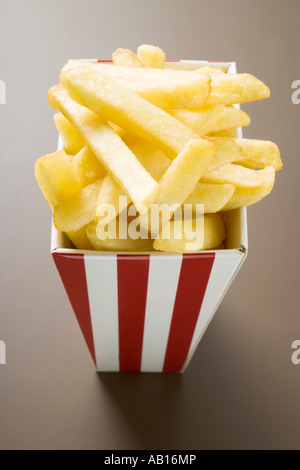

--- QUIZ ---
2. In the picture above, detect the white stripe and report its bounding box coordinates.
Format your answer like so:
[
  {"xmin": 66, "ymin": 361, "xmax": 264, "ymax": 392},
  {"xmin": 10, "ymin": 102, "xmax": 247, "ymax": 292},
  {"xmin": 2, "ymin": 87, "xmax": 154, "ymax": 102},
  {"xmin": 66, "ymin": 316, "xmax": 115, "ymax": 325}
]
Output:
[
  {"xmin": 84, "ymin": 255, "xmax": 119, "ymax": 371},
  {"xmin": 185, "ymin": 250, "xmax": 245, "ymax": 369},
  {"xmin": 141, "ymin": 254, "xmax": 182, "ymax": 372}
]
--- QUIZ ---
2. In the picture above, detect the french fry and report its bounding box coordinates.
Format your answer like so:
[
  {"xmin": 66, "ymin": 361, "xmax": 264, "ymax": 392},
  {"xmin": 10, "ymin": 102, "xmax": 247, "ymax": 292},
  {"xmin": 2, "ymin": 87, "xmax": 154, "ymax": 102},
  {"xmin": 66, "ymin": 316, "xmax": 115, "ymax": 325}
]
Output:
[
  {"xmin": 48, "ymin": 85, "xmax": 159, "ymax": 211},
  {"xmin": 95, "ymin": 139, "xmax": 171, "ymax": 226},
  {"xmin": 137, "ymin": 45, "xmax": 166, "ymax": 68},
  {"xmin": 35, "ymin": 150, "xmax": 82, "ymax": 208},
  {"xmin": 87, "ymin": 219, "xmax": 153, "ymax": 252},
  {"xmin": 153, "ymin": 214, "xmax": 226, "ymax": 253},
  {"xmin": 201, "ymin": 163, "xmax": 274, "ymax": 188},
  {"xmin": 72, "ymin": 145, "xmax": 106, "ymax": 186},
  {"xmin": 184, "ymin": 182, "xmax": 235, "ymax": 213},
  {"xmin": 233, "ymin": 138, "xmax": 282, "ymax": 170},
  {"xmin": 170, "ymin": 104, "xmax": 224, "ymax": 136},
  {"xmin": 60, "ymin": 63, "xmax": 198, "ymax": 158},
  {"xmin": 205, "ymin": 137, "xmax": 242, "ymax": 170},
  {"xmin": 197, "ymin": 66, "xmax": 225, "ymax": 75},
  {"xmin": 66, "ymin": 225, "xmax": 94, "ymax": 250},
  {"xmin": 115, "ymin": 74, "xmax": 211, "ymax": 109},
  {"xmin": 209, "ymin": 105, "xmax": 250, "ymax": 132},
  {"xmin": 209, "ymin": 128, "xmax": 239, "ymax": 137},
  {"xmin": 54, "ymin": 113, "xmax": 85, "ymax": 155},
  {"xmin": 138, "ymin": 138, "xmax": 215, "ymax": 237},
  {"xmin": 221, "ymin": 166, "xmax": 275, "ymax": 210},
  {"xmin": 206, "ymin": 73, "xmax": 270, "ymax": 105},
  {"xmin": 129, "ymin": 139, "xmax": 171, "ymax": 181},
  {"xmin": 112, "ymin": 48, "xmax": 143, "ymax": 67},
  {"xmin": 53, "ymin": 180, "xmax": 101, "ymax": 232}
]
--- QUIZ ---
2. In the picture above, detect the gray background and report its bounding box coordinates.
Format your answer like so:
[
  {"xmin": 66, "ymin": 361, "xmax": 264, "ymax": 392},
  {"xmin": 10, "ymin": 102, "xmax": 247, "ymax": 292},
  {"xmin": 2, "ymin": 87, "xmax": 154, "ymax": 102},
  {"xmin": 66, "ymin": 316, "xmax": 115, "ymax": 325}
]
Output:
[{"xmin": 1, "ymin": 0, "xmax": 300, "ymax": 450}]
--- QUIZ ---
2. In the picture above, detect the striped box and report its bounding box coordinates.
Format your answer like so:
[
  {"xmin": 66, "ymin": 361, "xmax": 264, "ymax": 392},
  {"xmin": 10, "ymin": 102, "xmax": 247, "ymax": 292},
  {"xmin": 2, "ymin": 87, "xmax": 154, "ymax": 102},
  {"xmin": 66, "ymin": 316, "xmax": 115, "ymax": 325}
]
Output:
[{"xmin": 51, "ymin": 60, "xmax": 248, "ymax": 373}]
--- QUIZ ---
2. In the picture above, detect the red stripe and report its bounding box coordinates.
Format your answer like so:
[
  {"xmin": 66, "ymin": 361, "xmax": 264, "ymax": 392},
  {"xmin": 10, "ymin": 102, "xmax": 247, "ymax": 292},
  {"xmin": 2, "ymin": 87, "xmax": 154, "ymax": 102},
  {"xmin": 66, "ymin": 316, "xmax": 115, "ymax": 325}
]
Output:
[
  {"xmin": 163, "ymin": 253, "xmax": 215, "ymax": 372},
  {"xmin": 52, "ymin": 253, "xmax": 96, "ymax": 365},
  {"xmin": 117, "ymin": 255, "xmax": 150, "ymax": 372},
  {"xmin": 97, "ymin": 59, "xmax": 112, "ymax": 62}
]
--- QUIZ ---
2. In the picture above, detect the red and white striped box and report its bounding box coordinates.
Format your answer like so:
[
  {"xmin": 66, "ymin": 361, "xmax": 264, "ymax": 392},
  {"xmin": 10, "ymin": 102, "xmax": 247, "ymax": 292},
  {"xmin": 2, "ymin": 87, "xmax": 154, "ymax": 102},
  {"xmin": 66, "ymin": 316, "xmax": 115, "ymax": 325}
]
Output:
[{"xmin": 51, "ymin": 60, "xmax": 248, "ymax": 373}]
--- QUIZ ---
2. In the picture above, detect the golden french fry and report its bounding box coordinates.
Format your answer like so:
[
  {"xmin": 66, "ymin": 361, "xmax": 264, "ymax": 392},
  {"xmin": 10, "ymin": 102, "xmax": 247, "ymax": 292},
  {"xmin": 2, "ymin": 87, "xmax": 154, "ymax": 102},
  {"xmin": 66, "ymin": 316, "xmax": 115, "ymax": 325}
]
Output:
[
  {"xmin": 48, "ymin": 85, "xmax": 159, "ymax": 210},
  {"xmin": 184, "ymin": 182, "xmax": 235, "ymax": 213},
  {"xmin": 129, "ymin": 139, "xmax": 171, "ymax": 181},
  {"xmin": 112, "ymin": 48, "xmax": 143, "ymax": 67},
  {"xmin": 221, "ymin": 166, "xmax": 275, "ymax": 210},
  {"xmin": 139, "ymin": 138, "xmax": 214, "ymax": 236},
  {"xmin": 197, "ymin": 66, "xmax": 225, "ymax": 75},
  {"xmin": 72, "ymin": 145, "xmax": 106, "ymax": 186},
  {"xmin": 207, "ymin": 73, "xmax": 270, "ymax": 105},
  {"xmin": 201, "ymin": 163, "xmax": 273, "ymax": 188},
  {"xmin": 170, "ymin": 104, "xmax": 224, "ymax": 136},
  {"xmin": 137, "ymin": 44, "xmax": 166, "ymax": 68},
  {"xmin": 208, "ymin": 128, "xmax": 238, "ymax": 137},
  {"xmin": 54, "ymin": 113, "xmax": 85, "ymax": 155},
  {"xmin": 210, "ymin": 105, "xmax": 250, "ymax": 132},
  {"xmin": 87, "ymin": 219, "xmax": 153, "ymax": 252},
  {"xmin": 60, "ymin": 64, "xmax": 197, "ymax": 158},
  {"xmin": 35, "ymin": 150, "xmax": 82, "ymax": 208},
  {"xmin": 205, "ymin": 137, "xmax": 242, "ymax": 170},
  {"xmin": 153, "ymin": 213, "xmax": 226, "ymax": 253},
  {"xmin": 95, "ymin": 139, "xmax": 171, "ymax": 225},
  {"xmin": 53, "ymin": 181, "xmax": 101, "ymax": 232},
  {"xmin": 116, "ymin": 74, "xmax": 211, "ymax": 110},
  {"xmin": 66, "ymin": 225, "xmax": 94, "ymax": 250},
  {"xmin": 233, "ymin": 138, "xmax": 282, "ymax": 171}
]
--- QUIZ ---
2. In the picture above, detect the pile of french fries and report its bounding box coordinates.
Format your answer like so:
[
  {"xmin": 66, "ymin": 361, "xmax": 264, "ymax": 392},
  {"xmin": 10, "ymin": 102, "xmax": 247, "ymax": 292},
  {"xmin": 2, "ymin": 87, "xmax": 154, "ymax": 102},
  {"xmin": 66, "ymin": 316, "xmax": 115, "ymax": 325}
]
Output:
[{"xmin": 35, "ymin": 45, "xmax": 282, "ymax": 253}]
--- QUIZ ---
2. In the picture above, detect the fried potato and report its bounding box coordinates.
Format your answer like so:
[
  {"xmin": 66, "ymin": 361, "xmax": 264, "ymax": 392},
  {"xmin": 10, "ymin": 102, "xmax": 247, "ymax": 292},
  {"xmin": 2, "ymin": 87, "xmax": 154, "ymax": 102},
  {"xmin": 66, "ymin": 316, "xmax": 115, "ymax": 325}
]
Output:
[
  {"xmin": 207, "ymin": 73, "xmax": 270, "ymax": 105},
  {"xmin": 139, "ymin": 138, "xmax": 215, "ymax": 237},
  {"xmin": 137, "ymin": 44, "xmax": 166, "ymax": 68},
  {"xmin": 202, "ymin": 163, "xmax": 273, "ymax": 188},
  {"xmin": 170, "ymin": 104, "xmax": 224, "ymax": 136},
  {"xmin": 115, "ymin": 74, "xmax": 211, "ymax": 109},
  {"xmin": 72, "ymin": 145, "xmax": 106, "ymax": 186},
  {"xmin": 112, "ymin": 48, "xmax": 143, "ymax": 67},
  {"xmin": 53, "ymin": 180, "xmax": 101, "ymax": 232},
  {"xmin": 184, "ymin": 182, "xmax": 235, "ymax": 213},
  {"xmin": 87, "ymin": 219, "xmax": 153, "ymax": 252},
  {"xmin": 60, "ymin": 63, "xmax": 198, "ymax": 158},
  {"xmin": 54, "ymin": 113, "xmax": 85, "ymax": 155},
  {"xmin": 210, "ymin": 105, "xmax": 250, "ymax": 132},
  {"xmin": 66, "ymin": 225, "xmax": 94, "ymax": 250},
  {"xmin": 153, "ymin": 213, "xmax": 226, "ymax": 253},
  {"xmin": 35, "ymin": 150, "xmax": 82, "ymax": 208},
  {"xmin": 95, "ymin": 139, "xmax": 171, "ymax": 226},
  {"xmin": 233, "ymin": 138, "xmax": 282, "ymax": 170},
  {"xmin": 209, "ymin": 128, "xmax": 239, "ymax": 137},
  {"xmin": 48, "ymin": 85, "xmax": 159, "ymax": 211},
  {"xmin": 197, "ymin": 66, "xmax": 225, "ymax": 75},
  {"xmin": 221, "ymin": 166, "xmax": 275, "ymax": 210},
  {"xmin": 205, "ymin": 137, "xmax": 242, "ymax": 170}
]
